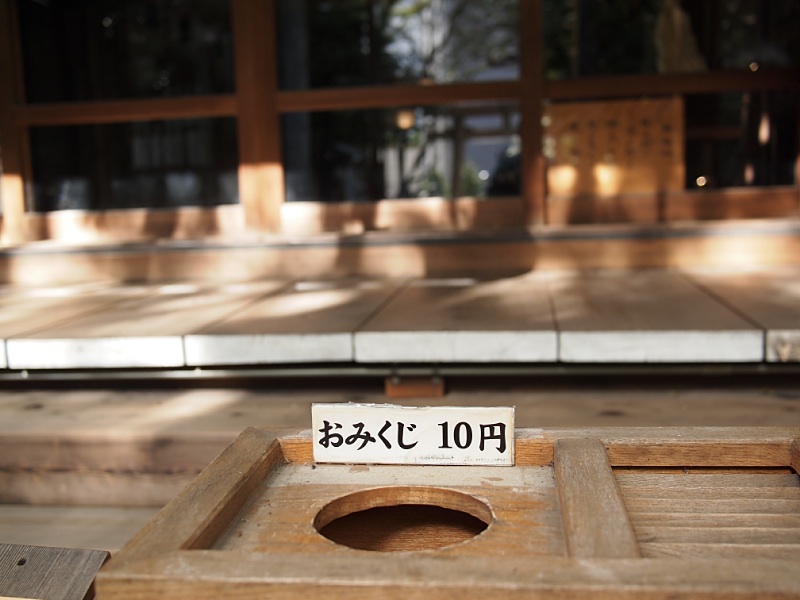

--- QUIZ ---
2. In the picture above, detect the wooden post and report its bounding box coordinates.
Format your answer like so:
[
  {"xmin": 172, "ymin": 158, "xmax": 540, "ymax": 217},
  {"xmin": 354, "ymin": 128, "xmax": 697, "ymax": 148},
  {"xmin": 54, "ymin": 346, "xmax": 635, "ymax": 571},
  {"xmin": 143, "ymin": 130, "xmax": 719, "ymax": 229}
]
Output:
[
  {"xmin": 0, "ymin": 0, "xmax": 27, "ymax": 244},
  {"xmin": 231, "ymin": 0, "xmax": 284, "ymax": 233},
  {"xmin": 519, "ymin": 0, "xmax": 547, "ymax": 226},
  {"xmin": 553, "ymin": 437, "xmax": 641, "ymax": 558}
]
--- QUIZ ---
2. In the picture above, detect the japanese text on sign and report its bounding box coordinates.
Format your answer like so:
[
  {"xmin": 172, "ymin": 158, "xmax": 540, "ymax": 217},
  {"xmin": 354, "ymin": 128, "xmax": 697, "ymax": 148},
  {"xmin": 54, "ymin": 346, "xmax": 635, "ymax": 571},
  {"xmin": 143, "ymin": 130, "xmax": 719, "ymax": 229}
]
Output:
[{"xmin": 311, "ymin": 404, "xmax": 515, "ymax": 466}]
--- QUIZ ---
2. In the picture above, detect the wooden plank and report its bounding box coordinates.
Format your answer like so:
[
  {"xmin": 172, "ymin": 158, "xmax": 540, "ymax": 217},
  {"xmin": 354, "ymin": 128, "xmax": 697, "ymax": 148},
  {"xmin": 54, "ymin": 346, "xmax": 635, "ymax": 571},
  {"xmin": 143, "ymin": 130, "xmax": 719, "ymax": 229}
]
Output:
[
  {"xmin": 640, "ymin": 543, "xmax": 800, "ymax": 560},
  {"xmin": 13, "ymin": 95, "xmax": 237, "ymax": 126},
  {"xmin": 553, "ymin": 437, "xmax": 641, "ymax": 558},
  {"xmin": 516, "ymin": 427, "xmax": 798, "ymax": 467},
  {"xmin": 628, "ymin": 513, "xmax": 800, "ymax": 528},
  {"xmin": 792, "ymin": 439, "xmax": 799, "ymax": 473},
  {"xmin": 623, "ymin": 498, "xmax": 800, "ymax": 514},
  {"xmin": 0, "ymin": 543, "xmax": 108, "ymax": 600},
  {"xmin": 5, "ymin": 282, "xmax": 287, "ymax": 369},
  {"xmin": 552, "ymin": 270, "xmax": 764, "ymax": 362},
  {"xmin": 108, "ymin": 427, "xmax": 283, "ymax": 570},
  {"xmin": 276, "ymin": 81, "xmax": 521, "ymax": 113},
  {"xmin": 0, "ymin": 431, "xmax": 232, "ymax": 473},
  {"xmin": 0, "ymin": 471, "xmax": 195, "ymax": 507},
  {"xmin": 685, "ymin": 268, "xmax": 800, "ymax": 362},
  {"xmin": 184, "ymin": 279, "xmax": 402, "ymax": 365},
  {"xmin": 0, "ymin": 506, "xmax": 158, "ymax": 553},
  {"xmin": 634, "ymin": 526, "xmax": 800, "ymax": 545},
  {"xmin": 545, "ymin": 68, "xmax": 800, "ymax": 101},
  {"xmin": 99, "ymin": 551, "xmax": 800, "ymax": 599},
  {"xmin": 355, "ymin": 276, "xmax": 557, "ymax": 362},
  {"xmin": 616, "ymin": 472, "xmax": 800, "ymax": 489},
  {"xmin": 0, "ymin": 287, "xmax": 151, "ymax": 368}
]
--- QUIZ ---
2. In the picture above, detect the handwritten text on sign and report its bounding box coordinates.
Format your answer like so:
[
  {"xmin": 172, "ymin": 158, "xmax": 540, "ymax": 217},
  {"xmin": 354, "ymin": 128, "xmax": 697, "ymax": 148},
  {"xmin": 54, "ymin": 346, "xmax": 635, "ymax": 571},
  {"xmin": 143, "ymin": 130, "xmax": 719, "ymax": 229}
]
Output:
[{"xmin": 311, "ymin": 404, "xmax": 515, "ymax": 466}]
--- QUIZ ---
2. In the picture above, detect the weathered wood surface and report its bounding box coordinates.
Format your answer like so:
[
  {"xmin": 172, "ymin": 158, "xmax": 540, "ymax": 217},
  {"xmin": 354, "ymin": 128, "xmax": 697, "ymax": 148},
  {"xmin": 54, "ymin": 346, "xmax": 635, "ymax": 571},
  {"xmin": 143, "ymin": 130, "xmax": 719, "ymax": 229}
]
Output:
[
  {"xmin": 184, "ymin": 279, "xmax": 402, "ymax": 364},
  {"xmin": 0, "ymin": 543, "xmax": 108, "ymax": 600},
  {"xmin": 0, "ymin": 268, "xmax": 798, "ymax": 368},
  {"xmin": 0, "ymin": 507, "xmax": 158, "ymax": 553},
  {"xmin": 686, "ymin": 268, "xmax": 800, "ymax": 362},
  {"xmin": 6, "ymin": 282, "xmax": 287, "ymax": 369},
  {"xmin": 552, "ymin": 270, "xmax": 764, "ymax": 362},
  {"xmin": 354, "ymin": 277, "xmax": 557, "ymax": 362},
  {"xmin": 553, "ymin": 437, "xmax": 640, "ymax": 558},
  {"xmin": 617, "ymin": 468, "xmax": 800, "ymax": 560},
  {"xmin": 97, "ymin": 427, "xmax": 800, "ymax": 599}
]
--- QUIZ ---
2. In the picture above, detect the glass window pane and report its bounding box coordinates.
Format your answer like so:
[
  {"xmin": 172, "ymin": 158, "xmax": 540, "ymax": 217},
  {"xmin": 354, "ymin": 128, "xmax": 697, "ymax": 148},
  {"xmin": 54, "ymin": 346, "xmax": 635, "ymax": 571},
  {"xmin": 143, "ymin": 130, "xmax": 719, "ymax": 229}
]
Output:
[
  {"xmin": 29, "ymin": 118, "xmax": 239, "ymax": 212},
  {"xmin": 543, "ymin": 0, "xmax": 799, "ymax": 80},
  {"xmin": 277, "ymin": 0, "xmax": 519, "ymax": 90},
  {"xmin": 685, "ymin": 91, "xmax": 797, "ymax": 189},
  {"xmin": 19, "ymin": 0, "xmax": 234, "ymax": 103},
  {"xmin": 282, "ymin": 104, "xmax": 520, "ymax": 203}
]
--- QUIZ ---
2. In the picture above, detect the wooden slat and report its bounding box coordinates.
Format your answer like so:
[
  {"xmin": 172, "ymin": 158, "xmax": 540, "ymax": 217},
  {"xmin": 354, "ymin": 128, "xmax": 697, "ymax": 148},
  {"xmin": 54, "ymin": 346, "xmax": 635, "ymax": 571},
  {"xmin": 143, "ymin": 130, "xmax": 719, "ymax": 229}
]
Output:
[
  {"xmin": 13, "ymin": 95, "xmax": 237, "ymax": 126},
  {"xmin": 108, "ymin": 428, "xmax": 283, "ymax": 570},
  {"xmin": 0, "ymin": 431, "xmax": 232, "ymax": 472},
  {"xmin": 0, "ymin": 471, "xmax": 195, "ymax": 507},
  {"xmin": 0, "ymin": 506, "xmax": 158, "ymax": 553},
  {"xmin": 616, "ymin": 472, "xmax": 800, "ymax": 489},
  {"xmin": 545, "ymin": 68, "xmax": 800, "ymax": 101},
  {"xmin": 628, "ymin": 513, "xmax": 800, "ymax": 529},
  {"xmin": 5, "ymin": 282, "xmax": 287, "ymax": 369},
  {"xmin": 622, "ymin": 486, "xmax": 800, "ymax": 500},
  {"xmin": 640, "ymin": 543, "xmax": 800, "ymax": 560},
  {"xmin": 0, "ymin": 543, "xmax": 108, "ymax": 600},
  {"xmin": 276, "ymin": 81, "xmax": 521, "ymax": 113},
  {"xmin": 634, "ymin": 526, "xmax": 800, "ymax": 545},
  {"xmin": 184, "ymin": 279, "xmax": 402, "ymax": 365},
  {"xmin": 792, "ymin": 439, "xmax": 800, "ymax": 473},
  {"xmin": 99, "ymin": 551, "xmax": 800, "ymax": 599},
  {"xmin": 516, "ymin": 427, "xmax": 798, "ymax": 467},
  {"xmin": 552, "ymin": 270, "xmax": 764, "ymax": 363},
  {"xmin": 0, "ymin": 288, "xmax": 149, "ymax": 367},
  {"xmin": 354, "ymin": 276, "xmax": 557, "ymax": 362},
  {"xmin": 685, "ymin": 268, "xmax": 800, "ymax": 363},
  {"xmin": 553, "ymin": 437, "xmax": 641, "ymax": 558}
]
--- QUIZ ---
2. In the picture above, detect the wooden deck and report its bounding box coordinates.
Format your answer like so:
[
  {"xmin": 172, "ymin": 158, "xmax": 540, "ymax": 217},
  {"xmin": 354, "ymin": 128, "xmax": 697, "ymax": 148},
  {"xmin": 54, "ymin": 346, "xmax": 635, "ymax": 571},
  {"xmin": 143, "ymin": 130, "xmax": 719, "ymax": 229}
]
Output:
[
  {"xmin": 0, "ymin": 267, "xmax": 797, "ymax": 370},
  {"xmin": 1, "ymin": 265, "xmax": 799, "ymax": 567}
]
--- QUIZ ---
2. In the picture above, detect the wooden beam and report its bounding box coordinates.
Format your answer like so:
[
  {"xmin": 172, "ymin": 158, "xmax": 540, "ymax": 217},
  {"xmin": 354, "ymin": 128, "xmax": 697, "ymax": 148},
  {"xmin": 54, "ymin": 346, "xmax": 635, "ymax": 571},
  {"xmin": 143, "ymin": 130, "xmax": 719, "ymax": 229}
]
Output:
[
  {"xmin": 0, "ymin": 0, "xmax": 27, "ymax": 244},
  {"xmin": 276, "ymin": 81, "xmax": 521, "ymax": 113},
  {"xmin": 13, "ymin": 95, "xmax": 238, "ymax": 126},
  {"xmin": 231, "ymin": 0, "xmax": 283, "ymax": 233},
  {"xmin": 519, "ymin": 0, "xmax": 547, "ymax": 226},
  {"xmin": 553, "ymin": 437, "xmax": 641, "ymax": 558},
  {"xmin": 107, "ymin": 428, "xmax": 283, "ymax": 570},
  {"xmin": 546, "ymin": 68, "xmax": 800, "ymax": 101},
  {"xmin": 791, "ymin": 439, "xmax": 799, "ymax": 474}
]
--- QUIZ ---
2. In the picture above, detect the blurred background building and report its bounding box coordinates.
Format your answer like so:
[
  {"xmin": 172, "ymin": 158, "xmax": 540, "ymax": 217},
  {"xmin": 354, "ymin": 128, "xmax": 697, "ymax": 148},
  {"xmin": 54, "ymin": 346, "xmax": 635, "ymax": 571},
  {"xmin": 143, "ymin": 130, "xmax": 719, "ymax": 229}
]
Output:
[{"xmin": 0, "ymin": 0, "xmax": 797, "ymax": 276}]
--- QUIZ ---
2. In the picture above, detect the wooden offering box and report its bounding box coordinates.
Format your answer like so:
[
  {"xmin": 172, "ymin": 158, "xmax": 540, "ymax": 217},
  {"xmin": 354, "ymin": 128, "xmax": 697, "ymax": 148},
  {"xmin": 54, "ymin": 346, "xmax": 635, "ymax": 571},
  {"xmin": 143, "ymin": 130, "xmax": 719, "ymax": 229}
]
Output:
[{"xmin": 97, "ymin": 428, "xmax": 800, "ymax": 599}]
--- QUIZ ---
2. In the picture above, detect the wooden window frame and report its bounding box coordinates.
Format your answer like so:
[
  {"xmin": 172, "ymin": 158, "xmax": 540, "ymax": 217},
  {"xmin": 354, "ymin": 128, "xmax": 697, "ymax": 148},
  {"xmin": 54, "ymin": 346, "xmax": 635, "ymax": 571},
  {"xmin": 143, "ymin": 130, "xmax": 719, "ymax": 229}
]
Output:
[{"xmin": 1, "ymin": 0, "xmax": 798, "ymax": 245}]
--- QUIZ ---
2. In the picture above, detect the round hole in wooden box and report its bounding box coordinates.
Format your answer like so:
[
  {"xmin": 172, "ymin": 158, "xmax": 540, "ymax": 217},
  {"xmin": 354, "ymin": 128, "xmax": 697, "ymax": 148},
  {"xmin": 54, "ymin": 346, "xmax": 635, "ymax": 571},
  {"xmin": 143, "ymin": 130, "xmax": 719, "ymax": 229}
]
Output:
[{"xmin": 314, "ymin": 486, "xmax": 493, "ymax": 552}]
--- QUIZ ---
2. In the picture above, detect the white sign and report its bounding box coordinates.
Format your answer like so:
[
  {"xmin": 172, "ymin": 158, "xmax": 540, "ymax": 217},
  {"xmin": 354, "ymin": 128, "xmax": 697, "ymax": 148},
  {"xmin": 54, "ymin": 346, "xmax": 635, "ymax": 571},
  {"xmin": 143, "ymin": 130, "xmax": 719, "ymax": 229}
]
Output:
[{"xmin": 311, "ymin": 404, "xmax": 514, "ymax": 466}]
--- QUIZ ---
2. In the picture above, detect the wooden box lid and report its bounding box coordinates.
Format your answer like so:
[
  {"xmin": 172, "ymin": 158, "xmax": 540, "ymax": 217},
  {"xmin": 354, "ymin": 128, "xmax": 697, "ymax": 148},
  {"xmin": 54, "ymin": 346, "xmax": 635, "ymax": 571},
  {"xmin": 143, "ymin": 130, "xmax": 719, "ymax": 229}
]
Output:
[{"xmin": 97, "ymin": 427, "xmax": 800, "ymax": 599}]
